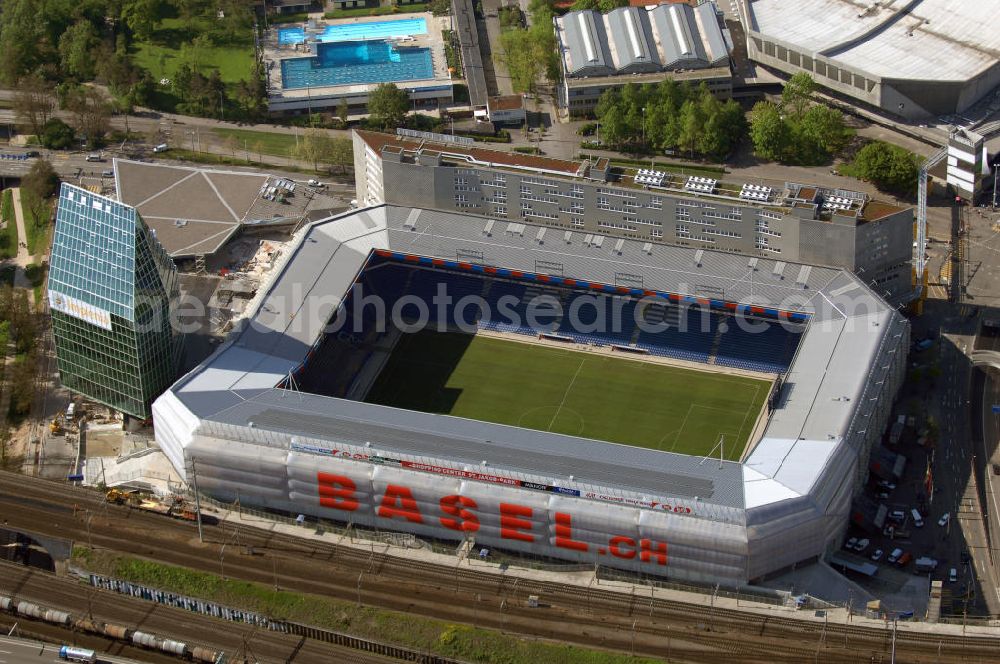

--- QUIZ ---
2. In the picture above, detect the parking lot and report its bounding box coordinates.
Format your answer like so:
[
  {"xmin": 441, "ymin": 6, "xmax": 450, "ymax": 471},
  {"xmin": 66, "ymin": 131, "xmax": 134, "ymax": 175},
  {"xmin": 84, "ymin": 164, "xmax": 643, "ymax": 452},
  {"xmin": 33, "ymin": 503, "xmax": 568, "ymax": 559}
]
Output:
[{"xmin": 833, "ymin": 299, "xmax": 996, "ymax": 618}]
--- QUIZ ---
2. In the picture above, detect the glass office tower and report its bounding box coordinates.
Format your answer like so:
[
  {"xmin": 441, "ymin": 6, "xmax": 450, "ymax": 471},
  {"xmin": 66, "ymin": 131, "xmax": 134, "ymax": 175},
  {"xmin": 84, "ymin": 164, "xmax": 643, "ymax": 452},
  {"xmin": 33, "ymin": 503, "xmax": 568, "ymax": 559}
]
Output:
[{"xmin": 48, "ymin": 184, "xmax": 181, "ymax": 420}]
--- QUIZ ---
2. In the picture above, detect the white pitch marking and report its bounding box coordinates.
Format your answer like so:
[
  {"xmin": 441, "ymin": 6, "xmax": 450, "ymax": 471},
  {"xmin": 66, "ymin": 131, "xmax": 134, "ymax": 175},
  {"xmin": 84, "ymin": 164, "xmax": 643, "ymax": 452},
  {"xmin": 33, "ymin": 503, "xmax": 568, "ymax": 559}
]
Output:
[{"xmin": 547, "ymin": 358, "xmax": 586, "ymax": 431}]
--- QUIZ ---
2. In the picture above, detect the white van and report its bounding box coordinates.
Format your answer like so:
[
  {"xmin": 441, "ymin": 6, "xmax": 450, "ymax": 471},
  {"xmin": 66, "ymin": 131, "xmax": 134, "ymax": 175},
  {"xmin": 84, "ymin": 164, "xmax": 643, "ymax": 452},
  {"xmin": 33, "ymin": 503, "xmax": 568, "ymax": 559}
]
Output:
[
  {"xmin": 152, "ymin": 143, "xmax": 169, "ymax": 153},
  {"xmin": 85, "ymin": 153, "xmax": 102, "ymax": 162},
  {"xmin": 911, "ymin": 508, "xmax": 924, "ymax": 527}
]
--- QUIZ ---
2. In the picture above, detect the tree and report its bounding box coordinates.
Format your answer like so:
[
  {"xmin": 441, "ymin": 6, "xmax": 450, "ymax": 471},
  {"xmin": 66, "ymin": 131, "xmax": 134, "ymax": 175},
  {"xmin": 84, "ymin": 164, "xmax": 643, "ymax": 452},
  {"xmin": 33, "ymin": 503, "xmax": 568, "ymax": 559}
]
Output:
[
  {"xmin": 121, "ymin": 0, "xmax": 166, "ymax": 41},
  {"xmin": 749, "ymin": 101, "xmax": 789, "ymax": 161},
  {"xmin": 337, "ymin": 98, "xmax": 349, "ymax": 125},
  {"xmin": 65, "ymin": 86, "xmax": 113, "ymax": 148},
  {"xmin": 597, "ymin": 0, "xmax": 628, "ymax": 11},
  {"xmin": 570, "ymin": 0, "xmax": 599, "ymax": 9},
  {"xmin": 294, "ymin": 128, "xmax": 335, "ymax": 171},
  {"xmin": 853, "ymin": 141, "xmax": 920, "ymax": 194},
  {"xmin": 22, "ymin": 159, "xmax": 58, "ymax": 246},
  {"xmin": 677, "ymin": 99, "xmax": 704, "ymax": 157},
  {"xmin": 792, "ymin": 104, "xmax": 848, "ymax": 164},
  {"xmin": 367, "ymin": 83, "xmax": 410, "ymax": 131},
  {"xmin": 39, "ymin": 118, "xmax": 75, "ymax": 150},
  {"xmin": 22, "ymin": 159, "xmax": 60, "ymax": 201},
  {"xmin": 58, "ymin": 20, "xmax": 101, "ymax": 80},
  {"xmin": 329, "ymin": 137, "xmax": 353, "ymax": 174},
  {"xmin": 12, "ymin": 75, "xmax": 55, "ymax": 137},
  {"xmin": 781, "ymin": 72, "xmax": 816, "ymax": 120},
  {"xmin": 0, "ymin": 0, "xmax": 49, "ymax": 84}
]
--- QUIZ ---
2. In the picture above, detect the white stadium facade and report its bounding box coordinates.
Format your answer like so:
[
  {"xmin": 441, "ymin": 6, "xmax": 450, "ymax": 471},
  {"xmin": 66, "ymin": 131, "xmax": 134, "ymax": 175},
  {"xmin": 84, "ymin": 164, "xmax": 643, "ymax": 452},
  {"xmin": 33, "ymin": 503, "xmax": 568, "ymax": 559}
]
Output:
[
  {"xmin": 154, "ymin": 205, "xmax": 909, "ymax": 587},
  {"xmin": 744, "ymin": 0, "xmax": 1000, "ymax": 120}
]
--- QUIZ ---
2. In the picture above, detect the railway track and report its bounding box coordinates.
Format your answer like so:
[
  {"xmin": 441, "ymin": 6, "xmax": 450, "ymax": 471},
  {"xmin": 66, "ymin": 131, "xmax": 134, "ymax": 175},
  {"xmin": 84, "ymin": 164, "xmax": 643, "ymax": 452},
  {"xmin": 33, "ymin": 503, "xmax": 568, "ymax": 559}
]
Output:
[
  {"xmin": 1, "ymin": 470, "xmax": 997, "ymax": 663},
  {"xmin": 0, "ymin": 562, "xmax": 399, "ymax": 664}
]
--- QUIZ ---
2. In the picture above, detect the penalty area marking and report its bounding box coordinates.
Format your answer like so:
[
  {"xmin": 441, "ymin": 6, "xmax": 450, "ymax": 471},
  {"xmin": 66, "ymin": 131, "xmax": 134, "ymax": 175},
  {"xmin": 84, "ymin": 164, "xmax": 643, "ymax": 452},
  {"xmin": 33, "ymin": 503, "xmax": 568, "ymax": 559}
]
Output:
[
  {"xmin": 517, "ymin": 405, "xmax": 587, "ymax": 436},
  {"xmin": 666, "ymin": 402, "xmax": 749, "ymax": 457}
]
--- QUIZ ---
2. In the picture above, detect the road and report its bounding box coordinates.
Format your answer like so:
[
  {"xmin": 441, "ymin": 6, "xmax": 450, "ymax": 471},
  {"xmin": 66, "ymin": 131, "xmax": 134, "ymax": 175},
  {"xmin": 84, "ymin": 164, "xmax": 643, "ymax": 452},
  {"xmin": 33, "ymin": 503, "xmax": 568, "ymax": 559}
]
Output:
[
  {"xmin": 2, "ymin": 471, "xmax": 1000, "ymax": 663},
  {"xmin": 0, "ymin": 635, "xmax": 147, "ymax": 664}
]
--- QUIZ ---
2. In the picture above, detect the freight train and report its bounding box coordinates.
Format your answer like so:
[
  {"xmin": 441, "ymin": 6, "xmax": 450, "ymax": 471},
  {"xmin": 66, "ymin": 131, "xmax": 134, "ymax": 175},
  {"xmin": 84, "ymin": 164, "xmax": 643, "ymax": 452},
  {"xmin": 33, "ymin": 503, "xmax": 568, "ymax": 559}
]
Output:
[{"xmin": 0, "ymin": 594, "xmax": 224, "ymax": 663}]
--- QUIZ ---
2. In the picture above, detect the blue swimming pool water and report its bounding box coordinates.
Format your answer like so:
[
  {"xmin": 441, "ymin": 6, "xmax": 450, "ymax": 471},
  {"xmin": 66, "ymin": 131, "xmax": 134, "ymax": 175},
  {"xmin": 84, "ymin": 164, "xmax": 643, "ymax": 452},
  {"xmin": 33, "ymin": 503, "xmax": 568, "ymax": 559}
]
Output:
[
  {"xmin": 278, "ymin": 27, "xmax": 305, "ymax": 44},
  {"xmin": 278, "ymin": 18, "xmax": 427, "ymax": 45},
  {"xmin": 280, "ymin": 41, "xmax": 435, "ymax": 89}
]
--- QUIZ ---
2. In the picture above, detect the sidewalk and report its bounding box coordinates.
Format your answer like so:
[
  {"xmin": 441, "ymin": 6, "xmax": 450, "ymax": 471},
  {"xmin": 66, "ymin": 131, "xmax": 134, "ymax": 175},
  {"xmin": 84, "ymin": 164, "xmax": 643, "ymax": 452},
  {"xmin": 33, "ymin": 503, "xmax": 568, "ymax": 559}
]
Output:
[{"xmin": 7, "ymin": 188, "xmax": 35, "ymax": 304}]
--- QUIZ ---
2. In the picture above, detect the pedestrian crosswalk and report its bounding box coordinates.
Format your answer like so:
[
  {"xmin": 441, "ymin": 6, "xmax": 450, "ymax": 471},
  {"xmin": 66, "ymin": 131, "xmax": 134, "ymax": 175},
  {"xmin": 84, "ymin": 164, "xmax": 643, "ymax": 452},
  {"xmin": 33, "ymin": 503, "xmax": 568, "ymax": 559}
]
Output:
[{"xmin": 927, "ymin": 284, "xmax": 949, "ymax": 300}]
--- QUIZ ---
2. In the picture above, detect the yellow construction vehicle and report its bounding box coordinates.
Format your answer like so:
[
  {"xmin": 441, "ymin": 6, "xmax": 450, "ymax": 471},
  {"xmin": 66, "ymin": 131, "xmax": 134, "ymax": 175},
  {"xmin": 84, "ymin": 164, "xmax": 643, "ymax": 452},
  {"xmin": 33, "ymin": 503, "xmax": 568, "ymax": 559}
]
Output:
[
  {"xmin": 49, "ymin": 417, "xmax": 64, "ymax": 435},
  {"xmin": 105, "ymin": 488, "xmax": 141, "ymax": 505}
]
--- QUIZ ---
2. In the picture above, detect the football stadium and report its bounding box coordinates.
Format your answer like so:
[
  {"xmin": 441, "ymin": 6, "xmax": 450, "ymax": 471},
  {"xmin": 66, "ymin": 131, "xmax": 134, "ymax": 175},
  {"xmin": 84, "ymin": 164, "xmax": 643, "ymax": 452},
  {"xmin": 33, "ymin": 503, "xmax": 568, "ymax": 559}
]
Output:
[{"xmin": 154, "ymin": 205, "xmax": 909, "ymax": 586}]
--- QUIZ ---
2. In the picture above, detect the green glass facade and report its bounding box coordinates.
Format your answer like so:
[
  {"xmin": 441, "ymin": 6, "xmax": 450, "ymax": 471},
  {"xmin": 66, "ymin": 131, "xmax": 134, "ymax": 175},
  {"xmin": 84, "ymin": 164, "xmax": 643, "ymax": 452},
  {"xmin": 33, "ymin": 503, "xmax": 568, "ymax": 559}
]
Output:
[{"xmin": 49, "ymin": 184, "xmax": 181, "ymax": 420}]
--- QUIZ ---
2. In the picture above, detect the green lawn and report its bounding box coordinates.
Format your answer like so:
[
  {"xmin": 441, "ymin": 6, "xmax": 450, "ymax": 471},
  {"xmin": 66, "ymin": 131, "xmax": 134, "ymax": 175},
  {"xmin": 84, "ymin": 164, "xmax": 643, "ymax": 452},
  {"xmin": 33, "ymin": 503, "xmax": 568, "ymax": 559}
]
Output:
[
  {"xmin": 131, "ymin": 18, "xmax": 254, "ymax": 89},
  {"xmin": 20, "ymin": 190, "xmax": 52, "ymax": 257},
  {"xmin": 366, "ymin": 331, "xmax": 769, "ymax": 459},
  {"xmin": 324, "ymin": 4, "xmax": 428, "ymax": 19},
  {"xmin": 0, "ymin": 190, "xmax": 16, "ymax": 260},
  {"xmin": 211, "ymin": 127, "xmax": 299, "ymax": 158}
]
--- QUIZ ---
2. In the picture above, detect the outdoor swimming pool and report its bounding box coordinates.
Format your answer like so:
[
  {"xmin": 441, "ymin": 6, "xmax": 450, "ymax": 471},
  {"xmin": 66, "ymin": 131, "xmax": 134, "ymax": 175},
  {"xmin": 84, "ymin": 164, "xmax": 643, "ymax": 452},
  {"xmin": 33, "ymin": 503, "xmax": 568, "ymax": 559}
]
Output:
[
  {"xmin": 278, "ymin": 18, "xmax": 427, "ymax": 45},
  {"xmin": 280, "ymin": 41, "xmax": 434, "ymax": 89}
]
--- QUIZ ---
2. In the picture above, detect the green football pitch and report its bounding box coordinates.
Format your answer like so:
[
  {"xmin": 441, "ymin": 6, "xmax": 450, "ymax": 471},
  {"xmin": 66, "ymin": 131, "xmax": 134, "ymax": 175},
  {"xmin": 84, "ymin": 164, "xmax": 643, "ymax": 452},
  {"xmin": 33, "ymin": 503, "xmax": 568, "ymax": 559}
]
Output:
[{"xmin": 364, "ymin": 331, "xmax": 771, "ymax": 460}]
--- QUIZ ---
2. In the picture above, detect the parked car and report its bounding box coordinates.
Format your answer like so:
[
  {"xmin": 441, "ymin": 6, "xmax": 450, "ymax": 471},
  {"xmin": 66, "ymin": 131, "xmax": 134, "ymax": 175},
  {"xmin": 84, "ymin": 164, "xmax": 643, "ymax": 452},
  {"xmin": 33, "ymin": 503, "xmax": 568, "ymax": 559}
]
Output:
[
  {"xmin": 896, "ymin": 552, "xmax": 913, "ymax": 567},
  {"xmin": 871, "ymin": 549, "xmax": 884, "ymax": 562},
  {"xmin": 889, "ymin": 510, "xmax": 906, "ymax": 523},
  {"xmin": 888, "ymin": 548, "xmax": 903, "ymax": 564},
  {"xmin": 938, "ymin": 513, "xmax": 950, "ymax": 527},
  {"xmin": 877, "ymin": 480, "xmax": 897, "ymax": 491},
  {"xmin": 25, "ymin": 150, "xmax": 39, "ymax": 158},
  {"xmin": 949, "ymin": 568, "xmax": 958, "ymax": 583},
  {"xmin": 853, "ymin": 538, "xmax": 870, "ymax": 553},
  {"xmin": 845, "ymin": 537, "xmax": 858, "ymax": 550},
  {"xmin": 307, "ymin": 179, "xmax": 326, "ymax": 187},
  {"xmin": 961, "ymin": 551, "xmax": 971, "ymax": 564}
]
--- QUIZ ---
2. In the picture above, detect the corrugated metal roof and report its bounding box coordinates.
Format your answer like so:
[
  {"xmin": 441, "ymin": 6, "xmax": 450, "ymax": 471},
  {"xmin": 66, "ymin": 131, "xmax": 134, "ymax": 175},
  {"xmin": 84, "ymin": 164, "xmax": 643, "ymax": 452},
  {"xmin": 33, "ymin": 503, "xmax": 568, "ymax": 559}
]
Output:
[
  {"xmin": 605, "ymin": 7, "xmax": 660, "ymax": 73},
  {"xmin": 560, "ymin": 9, "xmax": 615, "ymax": 77},
  {"xmin": 558, "ymin": 2, "xmax": 729, "ymax": 78}
]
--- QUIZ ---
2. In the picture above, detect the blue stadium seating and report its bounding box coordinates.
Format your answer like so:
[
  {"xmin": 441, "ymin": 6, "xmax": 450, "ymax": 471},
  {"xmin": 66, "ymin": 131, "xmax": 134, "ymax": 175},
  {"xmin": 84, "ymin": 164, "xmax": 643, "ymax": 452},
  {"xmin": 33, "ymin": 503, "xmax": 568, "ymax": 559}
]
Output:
[
  {"xmin": 636, "ymin": 305, "xmax": 722, "ymax": 362},
  {"xmin": 307, "ymin": 259, "xmax": 804, "ymax": 378},
  {"xmin": 714, "ymin": 319, "xmax": 801, "ymax": 374}
]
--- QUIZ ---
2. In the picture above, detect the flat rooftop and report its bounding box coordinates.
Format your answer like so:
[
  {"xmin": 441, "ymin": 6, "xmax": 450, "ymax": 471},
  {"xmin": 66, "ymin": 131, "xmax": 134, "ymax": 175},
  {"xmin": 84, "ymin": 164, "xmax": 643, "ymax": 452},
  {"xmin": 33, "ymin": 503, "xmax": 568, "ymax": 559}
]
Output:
[
  {"xmin": 749, "ymin": 0, "xmax": 1000, "ymax": 82},
  {"xmin": 113, "ymin": 160, "xmax": 338, "ymax": 257},
  {"xmin": 356, "ymin": 130, "xmax": 909, "ymax": 223}
]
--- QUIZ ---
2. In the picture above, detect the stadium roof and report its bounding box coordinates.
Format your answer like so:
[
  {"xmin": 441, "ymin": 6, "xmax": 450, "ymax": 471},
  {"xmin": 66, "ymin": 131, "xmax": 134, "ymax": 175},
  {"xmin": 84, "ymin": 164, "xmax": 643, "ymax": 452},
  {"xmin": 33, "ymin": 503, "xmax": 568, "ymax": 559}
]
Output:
[
  {"xmin": 557, "ymin": 2, "xmax": 728, "ymax": 78},
  {"xmin": 113, "ymin": 160, "xmax": 340, "ymax": 258},
  {"xmin": 161, "ymin": 206, "xmax": 905, "ymax": 517},
  {"xmin": 748, "ymin": 0, "xmax": 1000, "ymax": 81}
]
